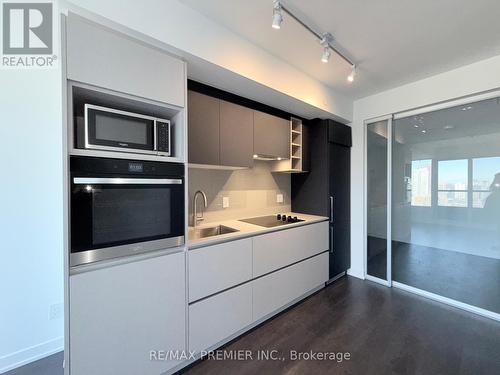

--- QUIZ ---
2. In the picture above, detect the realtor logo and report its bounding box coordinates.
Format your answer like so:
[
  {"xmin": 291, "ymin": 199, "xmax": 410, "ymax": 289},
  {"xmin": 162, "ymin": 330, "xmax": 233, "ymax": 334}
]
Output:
[
  {"xmin": 3, "ymin": 2, "xmax": 52, "ymax": 54},
  {"xmin": 1, "ymin": 1, "xmax": 56, "ymax": 67}
]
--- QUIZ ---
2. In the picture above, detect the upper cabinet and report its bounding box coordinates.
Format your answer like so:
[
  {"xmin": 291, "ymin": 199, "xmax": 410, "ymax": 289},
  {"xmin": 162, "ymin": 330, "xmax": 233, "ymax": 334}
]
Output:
[
  {"xmin": 187, "ymin": 88, "xmax": 297, "ymax": 169},
  {"xmin": 220, "ymin": 101, "xmax": 254, "ymax": 168},
  {"xmin": 188, "ymin": 91, "xmax": 254, "ymax": 168},
  {"xmin": 254, "ymin": 111, "xmax": 290, "ymax": 160},
  {"xmin": 66, "ymin": 14, "xmax": 185, "ymax": 107},
  {"xmin": 188, "ymin": 91, "xmax": 220, "ymax": 165}
]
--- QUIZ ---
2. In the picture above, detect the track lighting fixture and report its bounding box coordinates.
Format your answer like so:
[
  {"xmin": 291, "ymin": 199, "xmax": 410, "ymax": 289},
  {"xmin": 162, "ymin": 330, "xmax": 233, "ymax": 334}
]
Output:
[
  {"xmin": 321, "ymin": 47, "xmax": 331, "ymax": 63},
  {"xmin": 347, "ymin": 65, "xmax": 356, "ymax": 83},
  {"xmin": 272, "ymin": 0, "xmax": 283, "ymax": 29},
  {"xmin": 271, "ymin": 1, "xmax": 357, "ymax": 82},
  {"xmin": 319, "ymin": 33, "xmax": 332, "ymax": 63}
]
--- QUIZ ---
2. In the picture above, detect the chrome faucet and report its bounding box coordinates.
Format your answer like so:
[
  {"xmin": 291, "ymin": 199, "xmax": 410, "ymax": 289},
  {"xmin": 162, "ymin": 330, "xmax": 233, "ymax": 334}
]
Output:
[{"xmin": 193, "ymin": 190, "xmax": 208, "ymax": 227}]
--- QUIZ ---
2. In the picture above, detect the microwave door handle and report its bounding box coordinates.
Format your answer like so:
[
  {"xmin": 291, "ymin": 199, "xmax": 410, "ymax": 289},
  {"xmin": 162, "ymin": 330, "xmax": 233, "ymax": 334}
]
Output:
[
  {"xmin": 153, "ymin": 120, "xmax": 157, "ymax": 152},
  {"xmin": 73, "ymin": 177, "xmax": 182, "ymax": 185}
]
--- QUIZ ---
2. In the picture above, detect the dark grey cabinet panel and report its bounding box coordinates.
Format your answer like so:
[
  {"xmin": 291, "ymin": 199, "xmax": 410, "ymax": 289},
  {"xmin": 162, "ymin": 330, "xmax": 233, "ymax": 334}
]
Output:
[
  {"xmin": 220, "ymin": 101, "xmax": 254, "ymax": 168},
  {"xmin": 292, "ymin": 119, "xmax": 352, "ymax": 280},
  {"xmin": 188, "ymin": 91, "xmax": 220, "ymax": 165},
  {"xmin": 253, "ymin": 111, "xmax": 290, "ymax": 159}
]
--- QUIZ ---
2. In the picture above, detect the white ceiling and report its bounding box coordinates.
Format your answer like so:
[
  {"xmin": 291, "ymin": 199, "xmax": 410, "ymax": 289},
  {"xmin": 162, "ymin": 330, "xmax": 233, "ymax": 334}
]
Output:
[{"xmin": 181, "ymin": 0, "xmax": 500, "ymax": 99}]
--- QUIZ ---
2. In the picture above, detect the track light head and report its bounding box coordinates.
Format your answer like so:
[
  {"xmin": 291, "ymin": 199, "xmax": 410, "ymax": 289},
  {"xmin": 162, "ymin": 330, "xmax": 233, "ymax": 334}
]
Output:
[
  {"xmin": 321, "ymin": 47, "xmax": 331, "ymax": 63},
  {"xmin": 347, "ymin": 65, "xmax": 356, "ymax": 83},
  {"xmin": 319, "ymin": 33, "xmax": 332, "ymax": 63},
  {"xmin": 272, "ymin": 0, "xmax": 283, "ymax": 29}
]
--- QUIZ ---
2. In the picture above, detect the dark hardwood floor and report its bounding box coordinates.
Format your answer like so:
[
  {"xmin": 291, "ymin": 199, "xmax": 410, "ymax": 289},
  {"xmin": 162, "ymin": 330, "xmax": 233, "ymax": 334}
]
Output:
[
  {"xmin": 7, "ymin": 277, "xmax": 500, "ymax": 375},
  {"xmin": 181, "ymin": 276, "xmax": 500, "ymax": 375},
  {"xmin": 367, "ymin": 237, "xmax": 500, "ymax": 313}
]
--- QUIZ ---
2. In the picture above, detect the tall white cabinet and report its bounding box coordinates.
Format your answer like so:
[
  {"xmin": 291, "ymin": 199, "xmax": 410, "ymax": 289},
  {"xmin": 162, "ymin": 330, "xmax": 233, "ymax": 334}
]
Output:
[
  {"xmin": 63, "ymin": 13, "xmax": 188, "ymax": 375},
  {"xmin": 69, "ymin": 253, "xmax": 186, "ymax": 375}
]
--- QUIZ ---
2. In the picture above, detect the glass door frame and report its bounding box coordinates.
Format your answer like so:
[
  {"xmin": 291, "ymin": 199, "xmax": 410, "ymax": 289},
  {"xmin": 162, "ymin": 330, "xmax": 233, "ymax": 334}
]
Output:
[
  {"xmin": 363, "ymin": 90, "xmax": 500, "ymax": 322},
  {"xmin": 364, "ymin": 114, "xmax": 393, "ymax": 287}
]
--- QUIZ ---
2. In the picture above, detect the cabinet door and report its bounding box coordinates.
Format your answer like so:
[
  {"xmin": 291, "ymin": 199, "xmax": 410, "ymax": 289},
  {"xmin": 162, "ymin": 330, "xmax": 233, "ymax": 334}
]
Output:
[
  {"xmin": 189, "ymin": 283, "xmax": 252, "ymax": 352},
  {"xmin": 66, "ymin": 14, "xmax": 185, "ymax": 106},
  {"xmin": 329, "ymin": 141, "xmax": 351, "ymax": 277},
  {"xmin": 188, "ymin": 91, "xmax": 220, "ymax": 165},
  {"xmin": 253, "ymin": 111, "xmax": 290, "ymax": 159},
  {"xmin": 69, "ymin": 253, "xmax": 186, "ymax": 375},
  {"xmin": 253, "ymin": 252, "xmax": 328, "ymax": 321},
  {"xmin": 253, "ymin": 222, "xmax": 329, "ymax": 277},
  {"xmin": 189, "ymin": 238, "xmax": 252, "ymax": 302},
  {"xmin": 220, "ymin": 101, "xmax": 254, "ymax": 167}
]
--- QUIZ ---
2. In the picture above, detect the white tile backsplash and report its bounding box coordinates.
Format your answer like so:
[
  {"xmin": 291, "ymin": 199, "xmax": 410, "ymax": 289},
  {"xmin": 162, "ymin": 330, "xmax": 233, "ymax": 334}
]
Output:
[{"xmin": 188, "ymin": 161, "xmax": 291, "ymax": 225}]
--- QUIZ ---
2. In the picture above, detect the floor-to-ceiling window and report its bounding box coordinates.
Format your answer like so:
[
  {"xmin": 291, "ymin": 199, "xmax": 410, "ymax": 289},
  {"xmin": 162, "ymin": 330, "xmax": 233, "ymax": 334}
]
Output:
[{"xmin": 367, "ymin": 95, "xmax": 500, "ymax": 318}]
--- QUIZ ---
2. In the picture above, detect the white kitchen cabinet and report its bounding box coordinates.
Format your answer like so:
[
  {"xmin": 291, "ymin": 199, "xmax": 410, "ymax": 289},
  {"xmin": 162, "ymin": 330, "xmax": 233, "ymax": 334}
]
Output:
[
  {"xmin": 253, "ymin": 252, "xmax": 329, "ymax": 321},
  {"xmin": 69, "ymin": 252, "xmax": 186, "ymax": 375},
  {"xmin": 252, "ymin": 222, "xmax": 329, "ymax": 277},
  {"xmin": 189, "ymin": 238, "xmax": 252, "ymax": 302},
  {"xmin": 189, "ymin": 283, "xmax": 253, "ymax": 353},
  {"xmin": 66, "ymin": 13, "xmax": 185, "ymax": 107}
]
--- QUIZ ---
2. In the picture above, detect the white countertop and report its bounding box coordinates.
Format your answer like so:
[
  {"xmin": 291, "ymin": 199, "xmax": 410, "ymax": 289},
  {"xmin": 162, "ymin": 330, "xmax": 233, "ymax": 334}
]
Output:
[{"xmin": 188, "ymin": 212, "xmax": 328, "ymax": 249}]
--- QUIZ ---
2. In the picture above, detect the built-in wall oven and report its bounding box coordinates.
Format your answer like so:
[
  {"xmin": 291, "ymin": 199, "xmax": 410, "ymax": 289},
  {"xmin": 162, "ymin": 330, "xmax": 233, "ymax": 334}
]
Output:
[{"xmin": 70, "ymin": 156, "xmax": 184, "ymax": 267}]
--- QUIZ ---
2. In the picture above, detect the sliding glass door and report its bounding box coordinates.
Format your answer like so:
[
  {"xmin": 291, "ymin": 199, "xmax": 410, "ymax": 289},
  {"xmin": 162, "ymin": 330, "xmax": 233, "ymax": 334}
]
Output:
[
  {"xmin": 366, "ymin": 94, "xmax": 500, "ymax": 318},
  {"xmin": 391, "ymin": 97, "xmax": 500, "ymax": 316},
  {"xmin": 365, "ymin": 118, "xmax": 391, "ymax": 284}
]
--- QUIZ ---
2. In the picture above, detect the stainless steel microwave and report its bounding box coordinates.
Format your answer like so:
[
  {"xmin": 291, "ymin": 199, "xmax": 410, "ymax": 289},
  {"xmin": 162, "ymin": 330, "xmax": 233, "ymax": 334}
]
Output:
[{"xmin": 78, "ymin": 104, "xmax": 171, "ymax": 156}]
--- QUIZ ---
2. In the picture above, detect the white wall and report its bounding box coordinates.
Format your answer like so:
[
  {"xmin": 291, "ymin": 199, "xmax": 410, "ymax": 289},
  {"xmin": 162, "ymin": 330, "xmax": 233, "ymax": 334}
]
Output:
[
  {"xmin": 350, "ymin": 54, "xmax": 500, "ymax": 279},
  {"xmin": 0, "ymin": 68, "xmax": 64, "ymax": 372}
]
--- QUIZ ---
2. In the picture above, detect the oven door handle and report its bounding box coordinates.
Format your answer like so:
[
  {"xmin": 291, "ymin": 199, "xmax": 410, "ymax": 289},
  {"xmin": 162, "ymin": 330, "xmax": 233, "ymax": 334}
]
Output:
[{"xmin": 73, "ymin": 177, "xmax": 182, "ymax": 185}]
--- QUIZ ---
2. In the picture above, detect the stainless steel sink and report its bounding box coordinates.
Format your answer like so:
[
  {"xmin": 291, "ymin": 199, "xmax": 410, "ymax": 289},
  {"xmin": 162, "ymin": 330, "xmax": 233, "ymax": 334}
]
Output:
[{"xmin": 189, "ymin": 225, "xmax": 239, "ymax": 240}]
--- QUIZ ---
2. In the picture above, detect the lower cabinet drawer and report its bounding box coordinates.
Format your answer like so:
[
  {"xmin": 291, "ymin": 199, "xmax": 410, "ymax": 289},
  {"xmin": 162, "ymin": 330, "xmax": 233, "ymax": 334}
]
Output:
[
  {"xmin": 189, "ymin": 283, "xmax": 253, "ymax": 353},
  {"xmin": 253, "ymin": 252, "xmax": 329, "ymax": 321},
  {"xmin": 189, "ymin": 238, "xmax": 252, "ymax": 302},
  {"xmin": 253, "ymin": 221, "xmax": 329, "ymax": 277}
]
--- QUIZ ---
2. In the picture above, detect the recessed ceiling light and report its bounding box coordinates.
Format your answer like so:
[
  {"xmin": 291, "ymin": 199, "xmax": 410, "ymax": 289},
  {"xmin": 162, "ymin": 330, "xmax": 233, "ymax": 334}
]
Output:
[
  {"xmin": 461, "ymin": 106, "xmax": 473, "ymax": 111},
  {"xmin": 413, "ymin": 124, "xmax": 419, "ymax": 128},
  {"xmin": 444, "ymin": 125, "xmax": 454, "ymax": 130},
  {"xmin": 421, "ymin": 129, "xmax": 427, "ymax": 134}
]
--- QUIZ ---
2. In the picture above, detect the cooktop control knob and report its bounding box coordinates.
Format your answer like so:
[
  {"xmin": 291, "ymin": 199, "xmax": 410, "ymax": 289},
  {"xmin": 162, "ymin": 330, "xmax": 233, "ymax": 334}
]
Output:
[
  {"xmin": 282, "ymin": 215, "xmax": 287, "ymax": 221},
  {"xmin": 277, "ymin": 214, "xmax": 281, "ymax": 220},
  {"xmin": 287, "ymin": 215, "xmax": 293, "ymax": 222}
]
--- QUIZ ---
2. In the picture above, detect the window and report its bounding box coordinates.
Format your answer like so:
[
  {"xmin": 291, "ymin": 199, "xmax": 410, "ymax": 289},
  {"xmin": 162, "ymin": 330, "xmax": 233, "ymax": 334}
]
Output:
[
  {"xmin": 438, "ymin": 159, "xmax": 468, "ymax": 207},
  {"xmin": 472, "ymin": 157, "xmax": 500, "ymax": 208},
  {"xmin": 411, "ymin": 159, "xmax": 432, "ymax": 206}
]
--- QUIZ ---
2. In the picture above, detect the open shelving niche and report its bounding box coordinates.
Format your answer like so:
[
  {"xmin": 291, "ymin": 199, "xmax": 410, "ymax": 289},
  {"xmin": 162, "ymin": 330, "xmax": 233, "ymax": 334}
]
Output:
[{"xmin": 272, "ymin": 117, "xmax": 307, "ymax": 173}]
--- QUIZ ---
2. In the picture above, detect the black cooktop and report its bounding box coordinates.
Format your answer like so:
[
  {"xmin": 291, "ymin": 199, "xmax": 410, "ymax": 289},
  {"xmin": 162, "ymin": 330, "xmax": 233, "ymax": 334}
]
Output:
[{"xmin": 238, "ymin": 214, "xmax": 304, "ymax": 228}]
